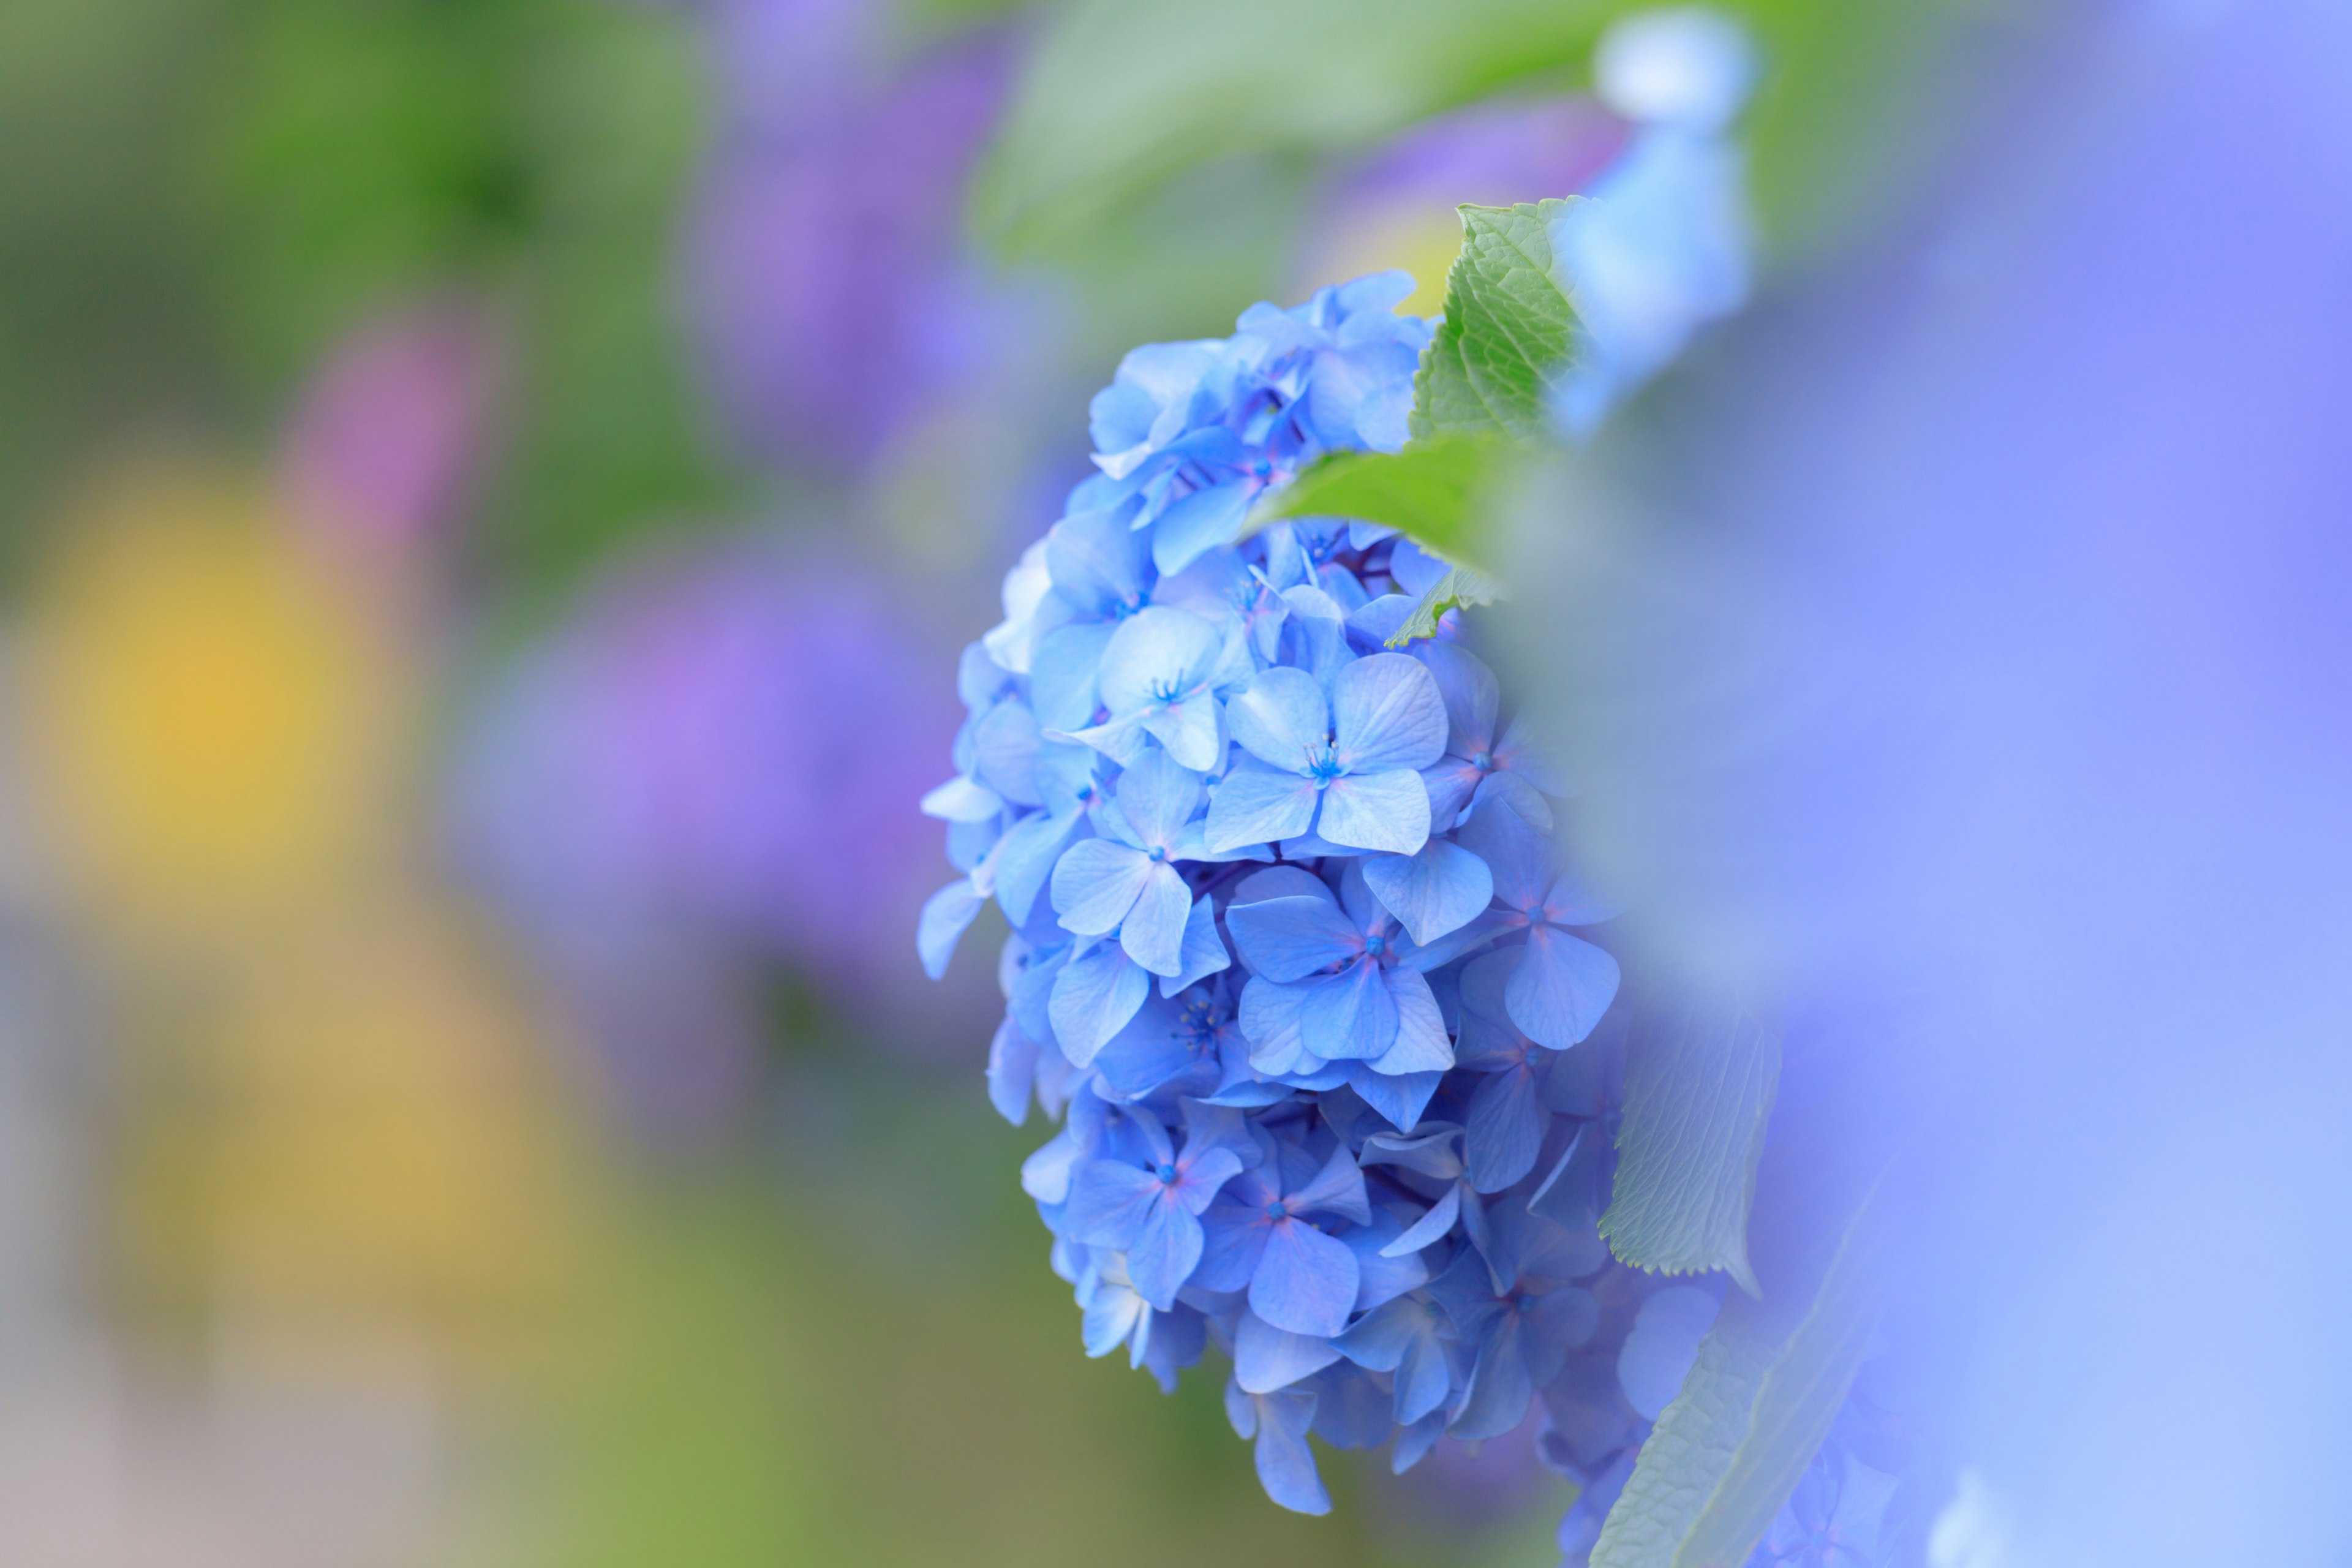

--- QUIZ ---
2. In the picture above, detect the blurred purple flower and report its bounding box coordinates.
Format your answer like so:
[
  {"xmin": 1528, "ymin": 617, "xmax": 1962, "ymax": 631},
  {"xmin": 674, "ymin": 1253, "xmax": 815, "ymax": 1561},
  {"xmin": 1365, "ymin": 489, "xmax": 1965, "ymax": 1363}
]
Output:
[
  {"xmin": 450, "ymin": 536, "xmax": 973, "ymax": 1114},
  {"xmin": 278, "ymin": 299, "xmax": 501, "ymax": 570},
  {"xmin": 680, "ymin": 16, "xmax": 1020, "ymax": 473}
]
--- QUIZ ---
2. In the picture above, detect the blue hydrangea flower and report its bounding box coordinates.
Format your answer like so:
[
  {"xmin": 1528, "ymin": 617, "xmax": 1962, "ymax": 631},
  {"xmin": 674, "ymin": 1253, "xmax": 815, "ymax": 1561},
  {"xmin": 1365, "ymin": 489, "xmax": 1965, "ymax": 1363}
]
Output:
[{"xmin": 918, "ymin": 271, "xmax": 1722, "ymax": 1534}]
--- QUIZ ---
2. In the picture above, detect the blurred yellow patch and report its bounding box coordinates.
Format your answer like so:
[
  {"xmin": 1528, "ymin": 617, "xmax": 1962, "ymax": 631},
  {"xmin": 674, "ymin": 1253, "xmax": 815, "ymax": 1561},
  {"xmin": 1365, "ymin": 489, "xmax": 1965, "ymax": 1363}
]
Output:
[
  {"xmin": 1298, "ymin": 205, "xmax": 1466, "ymax": 318},
  {"xmin": 24, "ymin": 459, "xmax": 399, "ymax": 928}
]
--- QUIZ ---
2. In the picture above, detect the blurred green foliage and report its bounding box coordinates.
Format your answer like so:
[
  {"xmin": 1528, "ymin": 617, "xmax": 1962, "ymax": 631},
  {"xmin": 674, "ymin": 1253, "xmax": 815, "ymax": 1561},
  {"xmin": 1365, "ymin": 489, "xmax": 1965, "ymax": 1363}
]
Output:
[{"xmin": 0, "ymin": 0, "xmax": 735, "ymax": 606}]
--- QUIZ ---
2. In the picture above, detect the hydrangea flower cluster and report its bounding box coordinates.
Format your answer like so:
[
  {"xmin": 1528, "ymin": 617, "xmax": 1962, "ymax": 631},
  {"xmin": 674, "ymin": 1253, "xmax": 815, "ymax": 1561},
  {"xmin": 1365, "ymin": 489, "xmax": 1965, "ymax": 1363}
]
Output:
[{"xmin": 920, "ymin": 273, "xmax": 1703, "ymax": 1519}]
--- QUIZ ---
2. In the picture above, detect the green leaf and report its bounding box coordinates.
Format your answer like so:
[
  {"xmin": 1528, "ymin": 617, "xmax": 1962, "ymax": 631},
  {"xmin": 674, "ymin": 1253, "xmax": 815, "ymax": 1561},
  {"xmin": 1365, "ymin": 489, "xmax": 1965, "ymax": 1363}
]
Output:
[
  {"xmin": 1389, "ymin": 565, "xmax": 1505, "ymax": 647},
  {"xmin": 1409, "ymin": 198, "xmax": 1586, "ymax": 443},
  {"xmin": 1250, "ymin": 435, "xmax": 1510, "ymax": 563},
  {"xmin": 1601, "ymin": 994, "xmax": 1781, "ymax": 1292},
  {"xmin": 1591, "ymin": 1175, "xmax": 1894, "ymax": 1568},
  {"xmin": 973, "ymin": 0, "xmax": 1624, "ymax": 258}
]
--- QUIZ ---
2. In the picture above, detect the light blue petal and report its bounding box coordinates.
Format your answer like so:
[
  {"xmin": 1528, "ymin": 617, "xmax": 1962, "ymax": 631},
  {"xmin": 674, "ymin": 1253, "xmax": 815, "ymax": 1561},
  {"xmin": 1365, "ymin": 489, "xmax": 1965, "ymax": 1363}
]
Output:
[
  {"xmin": 1541, "ymin": 870, "xmax": 1623, "ymax": 927},
  {"xmin": 1065, "ymin": 1159, "xmax": 1164, "ymax": 1248},
  {"xmin": 1450, "ymin": 1314, "xmax": 1536, "ymax": 1441},
  {"xmin": 1471, "ymin": 766, "xmax": 1556, "ymax": 832},
  {"xmin": 1161, "ymin": 894, "xmax": 1231, "ymax": 995},
  {"xmin": 1173, "ymin": 1144, "xmax": 1245, "ymax": 1214},
  {"xmin": 1466, "ymin": 1065, "xmax": 1547, "ymax": 1193},
  {"xmin": 917, "ymin": 878, "xmax": 985, "ymax": 980},
  {"xmin": 1344, "ymin": 593, "xmax": 1418, "ymax": 649},
  {"xmin": 1080, "ymin": 1280, "xmax": 1150, "ymax": 1360},
  {"xmin": 1053, "ymin": 710, "xmax": 1151, "ymax": 767},
  {"xmin": 1506, "ymin": 927, "xmax": 1623, "ymax": 1049},
  {"xmin": 1379, "ymin": 1183, "xmax": 1462, "ymax": 1257},
  {"xmin": 1232, "ymin": 865, "xmax": 1334, "ymax": 904},
  {"xmin": 1347, "ymin": 1219, "xmax": 1430, "ymax": 1313},
  {"xmin": 1226, "ymin": 892, "xmax": 1361, "ymax": 982},
  {"xmin": 1370, "ymin": 966, "xmax": 1455, "ymax": 1074},
  {"xmin": 1317, "ymin": 767, "xmax": 1433, "ymax": 856},
  {"xmin": 1049, "ymin": 838, "xmax": 1152, "ymax": 936},
  {"xmin": 1250, "ymin": 1219, "xmax": 1360, "ymax": 1338},
  {"xmin": 1393, "ymin": 1325, "xmax": 1456, "ymax": 1429},
  {"xmin": 1455, "ymin": 797, "xmax": 1556, "ymax": 911},
  {"xmin": 1331, "ymin": 1295, "xmax": 1421, "ymax": 1373},
  {"xmin": 919, "ymin": 774, "xmax": 1003, "ymax": 823},
  {"xmin": 1138, "ymin": 697, "xmax": 1224, "ymax": 772},
  {"xmin": 1225, "ymin": 665, "xmax": 1330, "ymax": 767},
  {"xmin": 1347, "ymin": 1061, "xmax": 1445, "ymax": 1133},
  {"xmin": 1357, "ymin": 1123, "xmax": 1465, "ymax": 1182},
  {"xmin": 992, "ymin": 810, "xmax": 1081, "ymax": 927},
  {"xmin": 1238, "ymin": 978, "xmax": 1313, "ymax": 1076},
  {"xmin": 1205, "ymin": 758, "xmax": 1319, "ymax": 853},
  {"xmin": 1331, "ymin": 651, "xmax": 1449, "ymax": 773},
  {"xmin": 1152, "ymin": 478, "xmax": 1253, "ymax": 575},
  {"xmin": 1092, "ymin": 997, "xmax": 1197, "ymax": 1101},
  {"xmin": 1049, "ymin": 943, "xmax": 1151, "ymax": 1066},
  {"xmin": 1097, "ymin": 606, "xmax": 1223, "ymax": 716},
  {"xmin": 1234, "ymin": 1310, "xmax": 1343, "ymax": 1394},
  {"xmin": 986, "ymin": 1016, "xmax": 1039, "ymax": 1125},
  {"xmin": 1112, "ymin": 747, "xmax": 1202, "ymax": 850},
  {"xmin": 1126, "ymin": 1199, "xmax": 1205, "ymax": 1310},
  {"xmin": 1362, "ymin": 837, "xmax": 1495, "ymax": 945},
  {"xmin": 1028, "ymin": 620, "xmax": 1117, "ymax": 733},
  {"xmin": 1616, "ymin": 1284, "xmax": 1721, "ymax": 1420},
  {"xmin": 1288, "ymin": 1142, "xmax": 1373, "ymax": 1223},
  {"xmin": 1118, "ymin": 861, "xmax": 1194, "ymax": 977},
  {"xmin": 971, "ymin": 700, "xmax": 1043, "ymax": 808},
  {"xmin": 1300, "ymin": 960, "xmax": 1398, "ymax": 1062},
  {"xmin": 1414, "ymin": 639, "xmax": 1500, "ymax": 755},
  {"xmin": 1248, "ymin": 1387, "xmax": 1332, "ymax": 1515},
  {"xmin": 1420, "ymin": 756, "xmax": 1483, "ymax": 831},
  {"xmin": 1386, "ymin": 537, "xmax": 1453, "ymax": 597},
  {"xmin": 1045, "ymin": 504, "xmax": 1155, "ymax": 614},
  {"xmin": 1493, "ymin": 714, "xmax": 1570, "ymax": 795}
]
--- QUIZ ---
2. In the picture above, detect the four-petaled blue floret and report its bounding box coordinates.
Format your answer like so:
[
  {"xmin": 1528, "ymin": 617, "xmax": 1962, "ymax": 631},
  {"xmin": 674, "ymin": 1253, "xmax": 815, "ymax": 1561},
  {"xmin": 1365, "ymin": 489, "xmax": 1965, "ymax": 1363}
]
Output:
[{"xmin": 920, "ymin": 275, "xmax": 1723, "ymax": 1533}]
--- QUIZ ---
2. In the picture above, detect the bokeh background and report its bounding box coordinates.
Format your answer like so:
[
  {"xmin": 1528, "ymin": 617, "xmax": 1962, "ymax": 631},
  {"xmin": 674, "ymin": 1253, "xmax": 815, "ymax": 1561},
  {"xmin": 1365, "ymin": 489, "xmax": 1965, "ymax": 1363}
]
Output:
[{"xmin": 0, "ymin": 0, "xmax": 1709, "ymax": 1561}]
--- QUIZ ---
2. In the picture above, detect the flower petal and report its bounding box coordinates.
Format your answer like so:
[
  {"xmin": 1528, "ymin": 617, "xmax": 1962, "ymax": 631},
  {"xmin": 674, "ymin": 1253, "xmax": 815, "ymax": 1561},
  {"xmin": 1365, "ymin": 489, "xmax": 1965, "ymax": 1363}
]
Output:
[
  {"xmin": 1139, "ymin": 698, "xmax": 1224, "ymax": 772},
  {"xmin": 1118, "ymin": 861, "xmax": 1194, "ymax": 976},
  {"xmin": 1238, "ymin": 977, "xmax": 1313, "ymax": 1076},
  {"xmin": 1161, "ymin": 894, "xmax": 1231, "ymax": 995},
  {"xmin": 1097, "ymin": 606, "xmax": 1222, "ymax": 716},
  {"xmin": 1379, "ymin": 1183, "xmax": 1463, "ymax": 1257},
  {"xmin": 919, "ymin": 774, "xmax": 1004, "ymax": 823},
  {"xmin": 1112, "ymin": 746, "xmax": 1203, "ymax": 849},
  {"xmin": 1049, "ymin": 941, "xmax": 1151, "ymax": 1066},
  {"xmin": 1506, "ymin": 927, "xmax": 1623, "ymax": 1049},
  {"xmin": 1226, "ymin": 665, "xmax": 1331, "ymax": 767},
  {"xmin": 1250, "ymin": 1218, "xmax": 1361, "ymax": 1338},
  {"xmin": 1048, "ymin": 837, "xmax": 1152, "ymax": 935},
  {"xmin": 1234, "ymin": 1310, "xmax": 1343, "ymax": 1394},
  {"xmin": 1466, "ymin": 1064, "xmax": 1546, "ymax": 1193},
  {"xmin": 1152, "ymin": 478, "xmax": 1253, "ymax": 576},
  {"xmin": 1126, "ymin": 1197, "xmax": 1206, "ymax": 1310},
  {"xmin": 1414, "ymin": 639, "xmax": 1500, "ymax": 756},
  {"xmin": 1205, "ymin": 758, "xmax": 1321, "ymax": 853},
  {"xmin": 1331, "ymin": 651, "xmax": 1449, "ymax": 772},
  {"xmin": 917, "ymin": 878, "xmax": 986, "ymax": 979},
  {"xmin": 1372, "ymin": 967, "xmax": 1456, "ymax": 1075},
  {"xmin": 1455, "ymin": 795, "xmax": 1557, "ymax": 911},
  {"xmin": 1317, "ymin": 767, "xmax": 1433, "ymax": 856},
  {"xmin": 1300, "ymin": 959, "xmax": 1398, "ymax": 1062},
  {"xmin": 986, "ymin": 1015, "xmax": 1040, "ymax": 1125},
  {"xmin": 1065, "ymin": 1159, "xmax": 1165, "ymax": 1248},
  {"xmin": 1226, "ymin": 892, "xmax": 1362, "ymax": 982},
  {"xmin": 1362, "ymin": 837, "xmax": 1495, "ymax": 945},
  {"xmin": 1348, "ymin": 1062, "xmax": 1445, "ymax": 1133}
]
